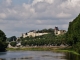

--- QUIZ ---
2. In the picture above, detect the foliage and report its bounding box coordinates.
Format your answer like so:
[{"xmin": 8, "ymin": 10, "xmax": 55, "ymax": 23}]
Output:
[
  {"xmin": 7, "ymin": 47, "xmax": 53, "ymax": 51},
  {"xmin": 7, "ymin": 36, "xmax": 17, "ymax": 42},
  {"xmin": 10, "ymin": 42, "xmax": 16, "ymax": 47},
  {"xmin": 67, "ymin": 14, "xmax": 80, "ymax": 46},
  {"xmin": 36, "ymin": 28, "xmax": 54, "ymax": 33},
  {"xmin": 21, "ymin": 41, "xmax": 27, "ymax": 46},
  {"xmin": 0, "ymin": 30, "xmax": 8, "ymax": 52},
  {"xmin": 20, "ymin": 33, "xmax": 66, "ymax": 46},
  {"xmin": 66, "ymin": 14, "xmax": 80, "ymax": 53}
]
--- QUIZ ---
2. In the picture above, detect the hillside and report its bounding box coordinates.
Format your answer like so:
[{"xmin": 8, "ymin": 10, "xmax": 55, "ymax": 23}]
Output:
[{"xmin": 66, "ymin": 14, "xmax": 80, "ymax": 53}]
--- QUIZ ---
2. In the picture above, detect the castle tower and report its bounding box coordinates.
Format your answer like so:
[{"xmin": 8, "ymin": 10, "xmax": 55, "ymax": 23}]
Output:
[{"xmin": 54, "ymin": 27, "xmax": 59, "ymax": 35}]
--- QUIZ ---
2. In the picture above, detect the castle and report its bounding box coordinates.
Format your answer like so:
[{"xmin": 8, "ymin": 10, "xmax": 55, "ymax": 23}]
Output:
[
  {"xmin": 22, "ymin": 30, "xmax": 48, "ymax": 38},
  {"xmin": 54, "ymin": 27, "xmax": 66, "ymax": 35},
  {"xmin": 22, "ymin": 27, "xmax": 66, "ymax": 38}
]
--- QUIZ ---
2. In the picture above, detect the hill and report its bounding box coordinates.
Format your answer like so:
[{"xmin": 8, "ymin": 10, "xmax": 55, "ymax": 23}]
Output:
[{"xmin": 66, "ymin": 14, "xmax": 80, "ymax": 53}]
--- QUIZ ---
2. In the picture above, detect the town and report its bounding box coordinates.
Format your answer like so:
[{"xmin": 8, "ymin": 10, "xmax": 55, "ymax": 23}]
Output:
[{"xmin": 7, "ymin": 27, "xmax": 66, "ymax": 48}]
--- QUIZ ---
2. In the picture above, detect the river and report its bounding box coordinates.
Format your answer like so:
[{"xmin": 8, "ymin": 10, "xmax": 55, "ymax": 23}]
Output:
[{"xmin": 0, "ymin": 51, "xmax": 80, "ymax": 60}]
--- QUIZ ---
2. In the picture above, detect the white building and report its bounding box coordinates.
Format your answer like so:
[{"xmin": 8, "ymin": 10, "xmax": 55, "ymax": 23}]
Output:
[
  {"xmin": 22, "ymin": 30, "xmax": 48, "ymax": 38},
  {"xmin": 54, "ymin": 27, "xmax": 66, "ymax": 35}
]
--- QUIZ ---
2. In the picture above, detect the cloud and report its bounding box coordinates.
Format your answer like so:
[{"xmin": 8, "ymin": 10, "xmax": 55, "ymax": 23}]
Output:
[
  {"xmin": 6, "ymin": 0, "xmax": 12, "ymax": 5},
  {"xmin": 60, "ymin": 0, "xmax": 80, "ymax": 8},
  {"xmin": 57, "ymin": 12, "xmax": 71, "ymax": 18},
  {"xmin": 0, "ymin": 13, "xmax": 6, "ymax": 19},
  {"xmin": 70, "ymin": 0, "xmax": 80, "ymax": 7},
  {"xmin": 32, "ymin": 0, "xmax": 44, "ymax": 5},
  {"xmin": 45, "ymin": 0, "xmax": 54, "ymax": 4},
  {"xmin": 32, "ymin": 0, "xmax": 54, "ymax": 5},
  {"xmin": 0, "ymin": 0, "xmax": 80, "ymax": 37},
  {"xmin": 2, "ymin": 0, "xmax": 12, "ymax": 6},
  {"xmin": 58, "ymin": 0, "xmax": 80, "ymax": 17}
]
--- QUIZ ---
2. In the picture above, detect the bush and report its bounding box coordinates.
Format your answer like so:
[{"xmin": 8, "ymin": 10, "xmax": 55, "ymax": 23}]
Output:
[{"xmin": 10, "ymin": 42, "xmax": 16, "ymax": 47}]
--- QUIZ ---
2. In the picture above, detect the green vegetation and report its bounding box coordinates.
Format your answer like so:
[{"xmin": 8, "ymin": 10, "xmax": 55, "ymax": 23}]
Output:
[
  {"xmin": 66, "ymin": 14, "xmax": 80, "ymax": 54},
  {"xmin": 7, "ymin": 46, "xmax": 80, "ymax": 56},
  {"xmin": 7, "ymin": 47, "xmax": 53, "ymax": 51},
  {"xmin": 56, "ymin": 47, "xmax": 80, "ymax": 55},
  {"xmin": 7, "ymin": 36, "xmax": 17, "ymax": 42},
  {"xmin": 6, "ymin": 28, "xmax": 67, "ymax": 48},
  {"xmin": 0, "ymin": 30, "xmax": 8, "ymax": 52},
  {"xmin": 10, "ymin": 42, "xmax": 16, "ymax": 47},
  {"xmin": 6, "ymin": 14, "xmax": 80, "ymax": 55},
  {"xmin": 20, "ymin": 33, "xmax": 66, "ymax": 46}
]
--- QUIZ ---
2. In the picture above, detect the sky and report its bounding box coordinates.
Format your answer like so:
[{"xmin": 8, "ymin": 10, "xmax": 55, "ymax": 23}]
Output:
[{"xmin": 0, "ymin": 0, "xmax": 80, "ymax": 37}]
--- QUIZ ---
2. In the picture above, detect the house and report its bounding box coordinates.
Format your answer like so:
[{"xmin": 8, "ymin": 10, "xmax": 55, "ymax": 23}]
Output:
[
  {"xmin": 54, "ymin": 27, "xmax": 66, "ymax": 35},
  {"xmin": 16, "ymin": 42, "xmax": 21, "ymax": 47}
]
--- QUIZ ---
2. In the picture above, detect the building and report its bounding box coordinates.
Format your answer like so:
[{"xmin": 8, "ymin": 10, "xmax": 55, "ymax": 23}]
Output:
[
  {"xmin": 54, "ymin": 27, "xmax": 59, "ymax": 35},
  {"xmin": 54, "ymin": 27, "xmax": 66, "ymax": 35},
  {"xmin": 21, "ymin": 27, "xmax": 66, "ymax": 38},
  {"xmin": 22, "ymin": 30, "xmax": 48, "ymax": 38}
]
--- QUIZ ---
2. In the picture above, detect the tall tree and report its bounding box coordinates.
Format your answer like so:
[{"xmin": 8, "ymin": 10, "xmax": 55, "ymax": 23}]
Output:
[
  {"xmin": 66, "ymin": 14, "xmax": 80, "ymax": 53},
  {"xmin": 67, "ymin": 14, "xmax": 80, "ymax": 45},
  {"xmin": 7, "ymin": 36, "xmax": 17, "ymax": 42},
  {"xmin": 0, "ymin": 30, "xmax": 8, "ymax": 52}
]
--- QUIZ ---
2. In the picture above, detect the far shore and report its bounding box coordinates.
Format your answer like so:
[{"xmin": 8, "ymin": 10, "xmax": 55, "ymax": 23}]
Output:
[
  {"xmin": 7, "ymin": 45, "xmax": 68, "ymax": 50},
  {"xmin": 6, "ymin": 46, "xmax": 80, "ymax": 55}
]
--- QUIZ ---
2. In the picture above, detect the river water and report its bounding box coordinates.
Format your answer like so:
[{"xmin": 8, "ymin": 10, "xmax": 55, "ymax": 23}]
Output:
[{"xmin": 0, "ymin": 51, "xmax": 80, "ymax": 60}]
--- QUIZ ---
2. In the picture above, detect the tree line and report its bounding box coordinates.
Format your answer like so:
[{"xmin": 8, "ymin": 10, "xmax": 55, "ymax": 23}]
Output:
[{"xmin": 8, "ymin": 32, "xmax": 66, "ymax": 47}]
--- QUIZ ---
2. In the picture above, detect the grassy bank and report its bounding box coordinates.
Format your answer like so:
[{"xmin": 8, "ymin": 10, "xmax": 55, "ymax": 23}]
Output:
[
  {"xmin": 54, "ymin": 50, "xmax": 80, "ymax": 55},
  {"xmin": 55, "ymin": 47, "xmax": 80, "ymax": 55},
  {"xmin": 6, "ymin": 46, "xmax": 80, "ymax": 55},
  {"xmin": 6, "ymin": 47, "xmax": 54, "ymax": 51}
]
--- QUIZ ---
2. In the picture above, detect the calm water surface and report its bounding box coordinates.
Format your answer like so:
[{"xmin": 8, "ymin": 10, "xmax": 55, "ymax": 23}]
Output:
[{"xmin": 0, "ymin": 51, "xmax": 80, "ymax": 60}]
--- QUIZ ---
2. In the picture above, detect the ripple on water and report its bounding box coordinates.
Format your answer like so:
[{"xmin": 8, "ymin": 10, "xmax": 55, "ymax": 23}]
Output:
[{"xmin": 0, "ymin": 51, "xmax": 66, "ymax": 60}]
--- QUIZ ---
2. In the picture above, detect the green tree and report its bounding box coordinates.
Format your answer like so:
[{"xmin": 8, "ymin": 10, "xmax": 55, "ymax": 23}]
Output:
[
  {"xmin": 0, "ymin": 30, "xmax": 8, "ymax": 52},
  {"xmin": 21, "ymin": 41, "xmax": 27, "ymax": 46},
  {"xmin": 8, "ymin": 36, "xmax": 17, "ymax": 42},
  {"xmin": 67, "ymin": 14, "xmax": 80, "ymax": 45},
  {"xmin": 10, "ymin": 42, "xmax": 16, "ymax": 47},
  {"xmin": 66, "ymin": 14, "xmax": 80, "ymax": 53}
]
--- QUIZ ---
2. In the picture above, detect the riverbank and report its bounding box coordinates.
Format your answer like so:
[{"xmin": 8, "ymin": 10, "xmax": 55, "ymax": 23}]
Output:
[
  {"xmin": 7, "ymin": 46, "xmax": 60, "ymax": 51},
  {"xmin": 6, "ymin": 46, "xmax": 80, "ymax": 55}
]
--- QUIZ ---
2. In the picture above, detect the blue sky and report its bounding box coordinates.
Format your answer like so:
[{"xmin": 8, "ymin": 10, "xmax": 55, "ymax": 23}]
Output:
[{"xmin": 0, "ymin": 0, "xmax": 80, "ymax": 37}]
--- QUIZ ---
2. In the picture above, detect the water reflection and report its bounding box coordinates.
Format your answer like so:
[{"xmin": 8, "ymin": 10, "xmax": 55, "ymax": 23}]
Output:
[
  {"xmin": 0, "ymin": 51, "xmax": 80, "ymax": 60},
  {"xmin": 0, "ymin": 52, "xmax": 7, "ymax": 55},
  {"xmin": 65, "ymin": 52, "xmax": 80, "ymax": 60}
]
